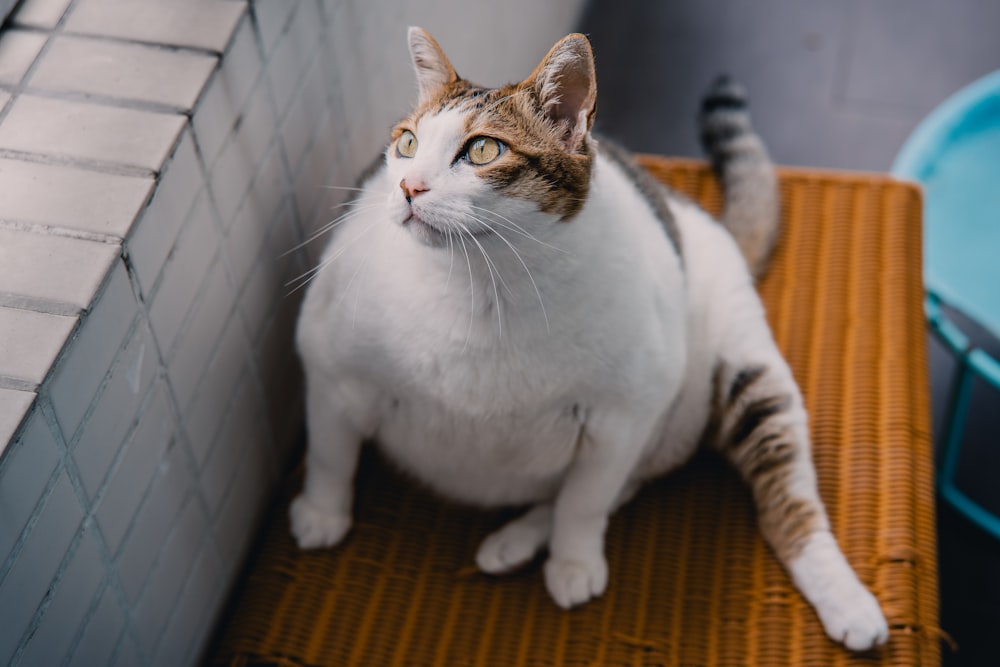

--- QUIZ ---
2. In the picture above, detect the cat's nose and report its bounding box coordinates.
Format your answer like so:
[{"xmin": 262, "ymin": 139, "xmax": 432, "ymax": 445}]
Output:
[{"xmin": 400, "ymin": 177, "xmax": 429, "ymax": 203}]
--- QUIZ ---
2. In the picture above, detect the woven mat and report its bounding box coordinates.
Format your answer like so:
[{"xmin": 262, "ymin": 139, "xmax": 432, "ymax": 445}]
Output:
[{"xmin": 208, "ymin": 158, "xmax": 939, "ymax": 666}]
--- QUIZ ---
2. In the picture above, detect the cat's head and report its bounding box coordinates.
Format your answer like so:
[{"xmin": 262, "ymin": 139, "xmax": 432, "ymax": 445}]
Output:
[{"xmin": 384, "ymin": 27, "xmax": 597, "ymax": 246}]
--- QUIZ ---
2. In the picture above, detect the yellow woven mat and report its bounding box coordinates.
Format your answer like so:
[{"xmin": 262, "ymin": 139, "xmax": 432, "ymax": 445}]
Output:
[{"xmin": 208, "ymin": 158, "xmax": 938, "ymax": 666}]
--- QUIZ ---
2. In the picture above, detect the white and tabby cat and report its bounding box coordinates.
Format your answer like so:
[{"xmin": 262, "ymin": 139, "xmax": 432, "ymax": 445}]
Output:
[{"xmin": 292, "ymin": 27, "xmax": 889, "ymax": 651}]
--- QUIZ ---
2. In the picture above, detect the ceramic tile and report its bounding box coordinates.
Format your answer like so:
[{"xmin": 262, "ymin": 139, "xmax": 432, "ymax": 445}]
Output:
[
  {"xmin": 48, "ymin": 261, "xmax": 137, "ymax": 437},
  {"xmin": 0, "ymin": 471, "xmax": 83, "ymax": 664},
  {"xmin": 72, "ymin": 318, "xmax": 158, "ymax": 500},
  {"xmin": 279, "ymin": 53, "xmax": 328, "ymax": 175},
  {"xmin": 148, "ymin": 193, "xmax": 219, "ymax": 356},
  {"xmin": 117, "ymin": 441, "xmax": 193, "ymax": 604},
  {"xmin": 11, "ymin": 0, "xmax": 72, "ymax": 29},
  {"xmin": 66, "ymin": 587, "xmax": 125, "ymax": 667},
  {"xmin": 0, "ymin": 95, "xmax": 185, "ymax": 171},
  {"xmin": 0, "ymin": 227, "xmax": 119, "ymax": 315},
  {"xmin": 17, "ymin": 528, "xmax": 104, "ymax": 667},
  {"xmin": 208, "ymin": 132, "xmax": 258, "ymax": 232},
  {"xmin": 190, "ymin": 17, "xmax": 263, "ymax": 168},
  {"xmin": 183, "ymin": 315, "xmax": 251, "ymax": 466},
  {"xmin": 127, "ymin": 130, "xmax": 204, "ymax": 294},
  {"xmin": 200, "ymin": 362, "xmax": 263, "ymax": 515},
  {"xmin": 133, "ymin": 498, "xmax": 208, "ymax": 655},
  {"xmin": 96, "ymin": 380, "xmax": 175, "ymax": 555},
  {"xmin": 213, "ymin": 421, "xmax": 270, "ymax": 567},
  {"xmin": 0, "ymin": 30, "xmax": 47, "ymax": 86},
  {"xmin": 31, "ymin": 36, "xmax": 217, "ymax": 110},
  {"xmin": 150, "ymin": 546, "xmax": 222, "ymax": 667},
  {"xmin": 0, "ymin": 306, "xmax": 77, "ymax": 388},
  {"xmin": 224, "ymin": 187, "xmax": 270, "ymax": 292},
  {"xmin": 166, "ymin": 262, "xmax": 235, "ymax": 410},
  {"xmin": 0, "ymin": 406, "xmax": 57, "ymax": 559},
  {"xmin": 0, "ymin": 158, "xmax": 153, "ymax": 238},
  {"xmin": 252, "ymin": 0, "xmax": 294, "ymax": 57},
  {"xmin": 65, "ymin": 0, "xmax": 246, "ymax": 53},
  {"xmin": 0, "ymin": 389, "xmax": 36, "ymax": 456},
  {"xmin": 240, "ymin": 202, "xmax": 297, "ymax": 345},
  {"xmin": 111, "ymin": 633, "xmax": 142, "ymax": 667}
]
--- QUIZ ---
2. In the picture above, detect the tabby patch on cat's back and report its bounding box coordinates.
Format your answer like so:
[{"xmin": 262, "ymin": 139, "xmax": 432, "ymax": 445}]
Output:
[{"xmin": 290, "ymin": 26, "xmax": 889, "ymax": 652}]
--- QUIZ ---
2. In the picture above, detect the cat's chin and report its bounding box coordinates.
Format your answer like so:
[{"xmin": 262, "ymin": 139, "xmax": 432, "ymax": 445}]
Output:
[{"xmin": 402, "ymin": 213, "xmax": 450, "ymax": 248}]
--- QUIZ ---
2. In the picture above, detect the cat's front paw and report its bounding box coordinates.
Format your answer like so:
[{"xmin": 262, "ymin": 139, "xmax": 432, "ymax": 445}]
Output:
[
  {"xmin": 476, "ymin": 520, "xmax": 548, "ymax": 574},
  {"xmin": 815, "ymin": 582, "xmax": 889, "ymax": 651},
  {"xmin": 544, "ymin": 554, "xmax": 608, "ymax": 609},
  {"xmin": 289, "ymin": 495, "xmax": 351, "ymax": 549}
]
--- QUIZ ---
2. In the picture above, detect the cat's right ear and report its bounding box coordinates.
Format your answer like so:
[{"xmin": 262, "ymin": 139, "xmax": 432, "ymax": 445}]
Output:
[
  {"xmin": 524, "ymin": 33, "xmax": 597, "ymax": 153},
  {"xmin": 408, "ymin": 27, "xmax": 459, "ymax": 105}
]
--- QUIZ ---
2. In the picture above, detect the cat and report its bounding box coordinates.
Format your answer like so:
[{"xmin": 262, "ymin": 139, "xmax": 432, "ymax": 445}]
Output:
[{"xmin": 290, "ymin": 27, "xmax": 889, "ymax": 651}]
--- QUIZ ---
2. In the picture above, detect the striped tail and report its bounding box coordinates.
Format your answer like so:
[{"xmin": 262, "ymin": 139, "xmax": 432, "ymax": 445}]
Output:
[{"xmin": 699, "ymin": 76, "xmax": 779, "ymax": 279}]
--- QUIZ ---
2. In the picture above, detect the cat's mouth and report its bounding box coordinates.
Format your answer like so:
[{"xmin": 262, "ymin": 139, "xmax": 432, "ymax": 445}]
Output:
[{"xmin": 402, "ymin": 212, "xmax": 449, "ymax": 246}]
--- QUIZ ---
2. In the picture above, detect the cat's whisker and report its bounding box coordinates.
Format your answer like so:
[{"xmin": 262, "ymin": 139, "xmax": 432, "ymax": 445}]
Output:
[
  {"xmin": 319, "ymin": 185, "xmax": 386, "ymax": 193},
  {"xmin": 281, "ymin": 203, "xmax": 383, "ymax": 257},
  {"xmin": 444, "ymin": 228, "xmax": 456, "ymax": 291},
  {"xmin": 468, "ymin": 205, "xmax": 570, "ymax": 255},
  {"xmin": 470, "ymin": 216, "xmax": 551, "ymax": 334},
  {"xmin": 455, "ymin": 221, "xmax": 504, "ymax": 339},
  {"xmin": 455, "ymin": 231, "xmax": 476, "ymax": 352},
  {"xmin": 285, "ymin": 220, "xmax": 380, "ymax": 295}
]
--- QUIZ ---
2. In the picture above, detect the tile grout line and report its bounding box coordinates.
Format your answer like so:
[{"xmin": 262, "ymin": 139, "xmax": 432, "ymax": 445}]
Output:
[
  {"xmin": 7, "ymin": 394, "xmax": 111, "ymax": 666},
  {"xmin": 0, "ymin": 147, "xmax": 157, "ymax": 179}
]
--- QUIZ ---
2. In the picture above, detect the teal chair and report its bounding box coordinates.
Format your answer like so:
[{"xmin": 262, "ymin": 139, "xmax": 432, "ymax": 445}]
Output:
[{"xmin": 893, "ymin": 69, "xmax": 1000, "ymax": 539}]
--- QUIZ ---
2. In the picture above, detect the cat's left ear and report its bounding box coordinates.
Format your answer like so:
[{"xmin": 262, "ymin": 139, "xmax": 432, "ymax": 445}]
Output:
[
  {"xmin": 524, "ymin": 33, "xmax": 597, "ymax": 152},
  {"xmin": 408, "ymin": 27, "xmax": 459, "ymax": 104}
]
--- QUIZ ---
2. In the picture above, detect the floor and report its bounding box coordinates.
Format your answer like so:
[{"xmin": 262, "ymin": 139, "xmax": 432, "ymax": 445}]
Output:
[{"xmin": 577, "ymin": 1, "xmax": 1000, "ymax": 665}]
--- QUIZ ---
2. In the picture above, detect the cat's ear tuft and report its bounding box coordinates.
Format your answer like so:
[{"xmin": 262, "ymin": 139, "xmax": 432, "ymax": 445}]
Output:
[
  {"xmin": 525, "ymin": 33, "xmax": 597, "ymax": 152},
  {"xmin": 408, "ymin": 27, "xmax": 459, "ymax": 104}
]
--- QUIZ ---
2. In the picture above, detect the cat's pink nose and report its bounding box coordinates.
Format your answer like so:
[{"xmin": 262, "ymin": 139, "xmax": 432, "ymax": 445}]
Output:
[{"xmin": 400, "ymin": 177, "xmax": 429, "ymax": 202}]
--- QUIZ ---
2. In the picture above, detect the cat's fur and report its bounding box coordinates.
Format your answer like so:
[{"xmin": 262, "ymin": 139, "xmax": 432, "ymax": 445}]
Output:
[{"xmin": 291, "ymin": 27, "xmax": 889, "ymax": 651}]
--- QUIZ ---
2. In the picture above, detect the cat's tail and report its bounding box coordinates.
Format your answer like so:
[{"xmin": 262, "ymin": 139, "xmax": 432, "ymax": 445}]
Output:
[{"xmin": 699, "ymin": 75, "xmax": 779, "ymax": 279}]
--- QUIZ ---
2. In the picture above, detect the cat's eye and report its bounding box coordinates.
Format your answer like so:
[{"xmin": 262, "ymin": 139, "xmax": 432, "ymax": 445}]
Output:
[
  {"xmin": 397, "ymin": 130, "xmax": 418, "ymax": 158},
  {"xmin": 466, "ymin": 137, "xmax": 503, "ymax": 165}
]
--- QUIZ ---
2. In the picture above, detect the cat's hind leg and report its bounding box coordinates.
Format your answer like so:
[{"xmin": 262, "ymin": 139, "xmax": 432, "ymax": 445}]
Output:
[
  {"xmin": 476, "ymin": 503, "xmax": 553, "ymax": 574},
  {"xmin": 711, "ymin": 359, "xmax": 889, "ymax": 651}
]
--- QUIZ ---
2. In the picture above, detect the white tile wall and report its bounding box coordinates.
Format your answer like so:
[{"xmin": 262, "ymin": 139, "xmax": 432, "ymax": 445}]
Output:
[
  {"xmin": 0, "ymin": 30, "xmax": 47, "ymax": 86},
  {"xmin": 11, "ymin": 0, "xmax": 72, "ymax": 29},
  {"xmin": 0, "ymin": 227, "xmax": 119, "ymax": 315},
  {"xmin": 147, "ymin": 192, "xmax": 220, "ymax": 355},
  {"xmin": 0, "ymin": 389, "xmax": 35, "ymax": 457},
  {"xmin": 0, "ymin": 306, "xmax": 76, "ymax": 388},
  {"xmin": 127, "ymin": 130, "xmax": 205, "ymax": 295},
  {"xmin": 0, "ymin": 409, "xmax": 59, "ymax": 563},
  {"xmin": 0, "ymin": 95, "xmax": 185, "ymax": 170},
  {"xmin": 65, "ymin": 0, "xmax": 245, "ymax": 52},
  {"xmin": 48, "ymin": 261, "xmax": 137, "ymax": 437},
  {"xmin": 132, "ymin": 496, "xmax": 209, "ymax": 656},
  {"xmin": 116, "ymin": 440, "xmax": 194, "ymax": 605},
  {"xmin": 0, "ymin": 158, "xmax": 154, "ymax": 239},
  {"xmin": 0, "ymin": 471, "xmax": 83, "ymax": 665},
  {"xmin": 30, "ymin": 37, "xmax": 218, "ymax": 109},
  {"xmin": 68, "ymin": 586, "xmax": 126, "ymax": 667},
  {"xmin": 95, "ymin": 380, "xmax": 176, "ymax": 555},
  {"xmin": 0, "ymin": 1, "xmax": 585, "ymax": 665},
  {"xmin": 17, "ymin": 527, "xmax": 104, "ymax": 667}
]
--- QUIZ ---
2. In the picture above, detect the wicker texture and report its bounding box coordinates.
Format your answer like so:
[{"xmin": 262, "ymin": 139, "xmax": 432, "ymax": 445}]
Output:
[{"xmin": 209, "ymin": 158, "xmax": 938, "ymax": 667}]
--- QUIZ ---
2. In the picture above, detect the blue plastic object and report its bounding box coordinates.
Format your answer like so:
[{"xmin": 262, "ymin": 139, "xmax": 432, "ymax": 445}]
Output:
[{"xmin": 893, "ymin": 69, "xmax": 1000, "ymax": 540}]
